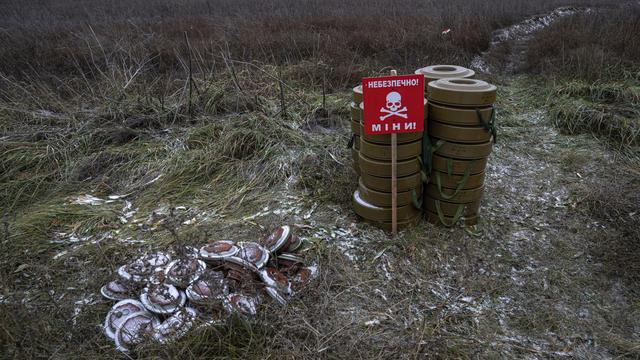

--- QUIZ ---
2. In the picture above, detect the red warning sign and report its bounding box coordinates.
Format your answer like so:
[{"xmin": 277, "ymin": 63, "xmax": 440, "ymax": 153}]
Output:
[{"xmin": 362, "ymin": 74, "xmax": 424, "ymax": 135}]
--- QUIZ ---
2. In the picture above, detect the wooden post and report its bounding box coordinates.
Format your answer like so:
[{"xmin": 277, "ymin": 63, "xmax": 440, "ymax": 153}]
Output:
[{"xmin": 390, "ymin": 69, "xmax": 398, "ymax": 236}]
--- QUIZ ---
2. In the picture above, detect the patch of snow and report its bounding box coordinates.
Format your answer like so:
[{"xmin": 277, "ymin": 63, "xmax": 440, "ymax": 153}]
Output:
[
  {"xmin": 71, "ymin": 194, "xmax": 107, "ymax": 206},
  {"xmin": 471, "ymin": 7, "xmax": 593, "ymax": 73},
  {"xmin": 364, "ymin": 318, "xmax": 381, "ymax": 326}
]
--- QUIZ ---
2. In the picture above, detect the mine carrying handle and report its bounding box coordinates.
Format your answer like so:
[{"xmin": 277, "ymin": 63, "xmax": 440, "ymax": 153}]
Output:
[
  {"xmin": 422, "ymin": 136, "xmax": 433, "ymax": 175},
  {"xmin": 347, "ymin": 133, "xmax": 355, "ymax": 149},
  {"xmin": 416, "ymin": 156, "xmax": 429, "ymax": 185},
  {"xmin": 435, "ymin": 164, "xmax": 474, "ymax": 200},
  {"xmin": 475, "ymin": 106, "xmax": 498, "ymax": 144},
  {"xmin": 411, "ymin": 188, "xmax": 422, "ymax": 209},
  {"xmin": 435, "ymin": 199, "xmax": 465, "ymax": 227}
]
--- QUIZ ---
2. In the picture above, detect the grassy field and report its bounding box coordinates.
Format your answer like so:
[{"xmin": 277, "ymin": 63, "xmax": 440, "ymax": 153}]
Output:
[{"xmin": 1, "ymin": 0, "xmax": 639, "ymax": 358}]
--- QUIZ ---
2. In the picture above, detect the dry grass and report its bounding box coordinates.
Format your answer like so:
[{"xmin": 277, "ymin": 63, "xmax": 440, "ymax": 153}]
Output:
[
  {"xmin": 546, "ymin": 81, "xmax": 640, "ymax": 147},
  {"xmin": 579, "ymin": 168, "xmax": 640, "ymax": 284},
  {"xmin": 2, "ymin": 0, "xmax": 640, "ymax": 358},
  {"xmin": 525, "ymin": 3, "xmax": 640, "ymax": 80},
  {"xmin": 0, "ymin": 0, "xmax": 620, "ymax": 88}
]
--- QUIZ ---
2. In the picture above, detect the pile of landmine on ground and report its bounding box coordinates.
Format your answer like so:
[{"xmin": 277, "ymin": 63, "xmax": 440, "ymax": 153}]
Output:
[{"xmin": 100, "ymin": 225, "xmax": 317, "ymax": 352}]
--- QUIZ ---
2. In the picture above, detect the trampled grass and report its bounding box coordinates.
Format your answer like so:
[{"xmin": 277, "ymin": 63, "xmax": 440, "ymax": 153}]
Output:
[{"xmin": 546, "ymin": 80, "xmax": 640, "ymax": 147}]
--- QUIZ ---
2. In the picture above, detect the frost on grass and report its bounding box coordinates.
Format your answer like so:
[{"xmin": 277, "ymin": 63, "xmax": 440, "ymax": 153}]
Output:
[{"xmin": 471, "ymin": 6, "xmax": 593, "ymax": 73}]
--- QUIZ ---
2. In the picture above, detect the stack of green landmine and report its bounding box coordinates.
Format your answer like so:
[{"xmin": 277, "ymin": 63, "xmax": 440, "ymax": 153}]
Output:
[
  {"xmin": 350, "ymin": 96, "xmax": 426, "ymax": 231},
  {"xmin": 422, "ymin": 73, "xmax": 497, "ymax": 227}
]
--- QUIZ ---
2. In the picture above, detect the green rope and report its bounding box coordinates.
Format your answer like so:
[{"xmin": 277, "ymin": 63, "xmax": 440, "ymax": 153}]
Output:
[
  {"xmin": 435, "ymin": 200, "xmax": 464, "ymax": 227},
  {"xmin": 475, "ymin": 106, "xmax": 498, "ymax": 144},
  {"xmin": 431, "ymin": 139, "xmax": 444, "ymax": 153},
  {"xmin": 417, "ymin": 156, "xmax": 429, "ymax": 183},
  {"xmin": 464, "ymin": 222, "xmax": 483, "ymax": 237},
  {"xmin": 435, "ymin": 163, "xmax": 473, "ymax": 199},
  {"xmin": 411, "ymin": 189, "xmax": 422, "ymax": 209},
  {"xmin": 446, "ymin": 157, "xmax": 453, "ymax": 176}
]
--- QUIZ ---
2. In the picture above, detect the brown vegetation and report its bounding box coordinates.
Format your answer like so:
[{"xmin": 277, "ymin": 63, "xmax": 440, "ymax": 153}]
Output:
[
  {"xmin": 1, "ymin": 0, "xmax": 640, "ymax": 359},
  {"xmin": 0, "ymin": 0, "xmax": 622, "ymax": 88},
  {"xmin": 525, "ymin": 3, "xmax": 640, "ymax": 80}
]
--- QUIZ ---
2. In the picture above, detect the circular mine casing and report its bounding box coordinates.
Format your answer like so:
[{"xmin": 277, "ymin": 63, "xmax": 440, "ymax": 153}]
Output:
[
  {"xmin": 364, "ymin": 215, "xmax": 422, "ymax": 232},
  {"xmin": 360, "ymin": 171, "xmax": 422, "ymax": 193},
  {"xmin": 423, "ymin": 198, "xmax": 481, "ymax": 218},
  {"xmin": 428, "ymin": 102, "xmax": 494, "ymax": 127},
  {"xmin": 358, "ymin": 152, "xmax": 421, "ymax": 178},
  {"xmin": 425, "ymin": 183, "xmax": 484, "ymax": 203},
  {"xmin": 431, "ymin": 170, "xmax": 486, "ymax": 190},
  {"xmin": 432, "ymin": 138, "xmax": 492, "ymax": 159},
  {"xmin": 359, "ymin": 138, "xmax": 422, "ymax": 161},
  {"xmin": 426, "ymin": 211, "xmax": 478, "ymax": 227},
  {"xmin": 352, "ymin": 190, "xmax": 421, "ymax": 222},
  {"xmin": 427, "ymin": 78, "xmax": 497, "ymax": 107},
  {"xmin": 353, "ymin": 85, "xmax": 363, "ymax": 103},
  {"xmin": 350, "ymin": 102, "xmax": 360, "ymax": 123},
  {"xmin": 358, "ymin": 178, "xmax": 421, "ymax": 207},
  {"xmin": 353, "ymin": 134, "xmax": 361, "ymax": 150},
  {"xmin": 429, "ymin": 121, "xmax": 492, "ymax": 144},
  {"xmin": 351, "ymin": 118, "xmax": 361, "ymax": 135},
  {"xmin": 431, "ymin": 154, "xmax": 487, "ymax": 175},
  {"xmin": 351, "ymin": 143, "xmax": 360, "ymax": 175},
  {"xmin": 415, "ymin": 65, "xmax": 475, "ymax": 83}
]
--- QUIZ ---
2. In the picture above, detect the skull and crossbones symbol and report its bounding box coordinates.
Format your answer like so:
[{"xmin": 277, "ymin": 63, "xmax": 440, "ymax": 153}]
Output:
[{"xmin": 379, "ymin": 91, "xmax": 408, "ymax": 121}]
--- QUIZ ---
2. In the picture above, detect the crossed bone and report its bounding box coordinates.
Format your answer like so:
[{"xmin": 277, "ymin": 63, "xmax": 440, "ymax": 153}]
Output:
[{"xmin": 379, "ymin": 106, "xmax": 408, "ymax": 121}]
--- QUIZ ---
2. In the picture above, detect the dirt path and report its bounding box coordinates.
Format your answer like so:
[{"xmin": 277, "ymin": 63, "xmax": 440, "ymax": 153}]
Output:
[{"xmin": 471, "ymin": 7, "xmax": 592, "ymax": 74}]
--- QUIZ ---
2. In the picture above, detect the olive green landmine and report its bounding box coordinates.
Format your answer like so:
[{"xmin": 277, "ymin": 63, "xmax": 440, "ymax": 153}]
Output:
[
  {"xmin": 350, "ymin": 102, "xmax": 360, "ymax": 121},
  {"xmin": 432, "ymin": 138, "xmax": 493, "ymax": 159},
  {"xmin": 426, "ymin": 210, "xmax": 478, "ymax": 227},
  {"xmin": 352, "ymin": 85, "xmax": 363, "ymax": 103},
  {"xmin": 427, "ymin": 78, "xmax": 497, "ymax": 107},
  {"xmin": 430, "ymin": 170, "xmax": 485, "ymax": 190},
  {"xmin": 351, "ymin": 145, "xmax": 360, "ymax": 175},
  {"xmin": 431, "ymin": 154, "xmax": 487, "ymax": 175},
  {"xmin": 360, "ymin": 171, "xmax": 422, "ymax": 193},
  {"xmin": 351, "ymin": 118, "xmax": 361, "ymax": 135},
  {"xmin": 425, "ymin": 183, "xmax": 484, "ymax": 203},
  {"xmin": 415, "ymin": 65, "xmax": 475, "ymax": 84},
  {"xmin": 365, "ymin": 215, "xmax": 422, "ymax": 232},
  {"xmin": 428, "ymin": 102, "xmax": 494, "ymax": 127},
  {"xmin": 350, "ymin": 102, "xmax": 361, "ymax": 135},
  {"xmin": 423, "ymin": 198, "xmax": 480, "ymax": 218},
  {"xmin": 358, "ymin": 152, "xmax": 421, "ymax": 178},
  {"xmin": 359, "ymin": 138, "xmax": 422, "ymax": 161},
  {"xmin": 429, "ymin": 121, "xmax": 492, "ymax": 144},
  {"xmin": 361, "ymin": 128, "xmax": 423, "ymax": 145},
  {"xmin": 352, "ymin": 190, "xmax": 421, "ymax": 222},
  {"xmin": 358, "ymin": 178, "xmax": 421, "ymax": 207}
]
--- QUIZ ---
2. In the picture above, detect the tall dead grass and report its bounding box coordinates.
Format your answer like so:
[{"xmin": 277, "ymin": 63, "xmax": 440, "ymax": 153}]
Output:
[
  {"xmin": 525, "ymin": 3, "xmax": 640, "ymax": 80},
  {"xmin": 0, "ymin": 0, "xmax": 621, "ymax": 89}
]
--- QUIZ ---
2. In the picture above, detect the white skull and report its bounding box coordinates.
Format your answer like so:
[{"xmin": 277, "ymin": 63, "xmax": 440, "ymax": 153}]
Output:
[{"xmin": 385, "ymin": 92, "xmax": 402, "ymax": 112}]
